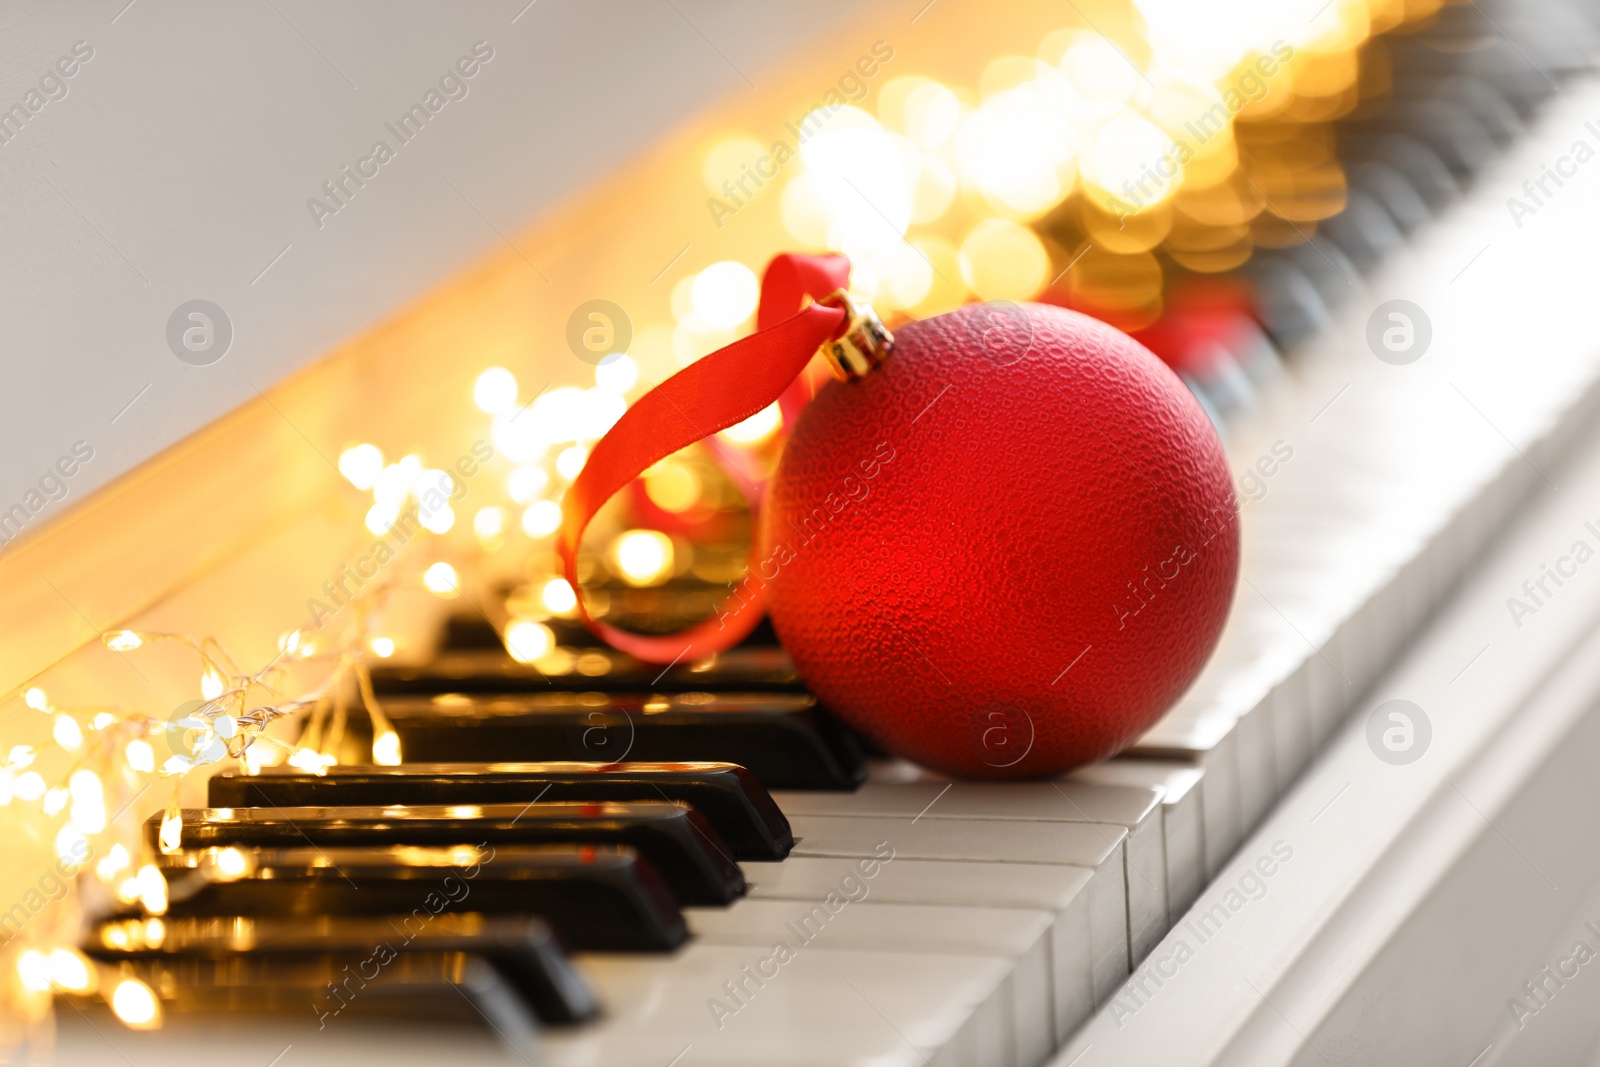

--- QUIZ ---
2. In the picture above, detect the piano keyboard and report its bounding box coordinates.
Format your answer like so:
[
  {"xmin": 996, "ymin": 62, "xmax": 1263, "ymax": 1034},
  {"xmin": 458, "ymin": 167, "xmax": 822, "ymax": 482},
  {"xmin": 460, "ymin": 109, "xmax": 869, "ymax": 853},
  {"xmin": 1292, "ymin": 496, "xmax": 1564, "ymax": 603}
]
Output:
[{"xmin": 43, "ymin": 1, "xmax": 1600, "ymax": 1064}]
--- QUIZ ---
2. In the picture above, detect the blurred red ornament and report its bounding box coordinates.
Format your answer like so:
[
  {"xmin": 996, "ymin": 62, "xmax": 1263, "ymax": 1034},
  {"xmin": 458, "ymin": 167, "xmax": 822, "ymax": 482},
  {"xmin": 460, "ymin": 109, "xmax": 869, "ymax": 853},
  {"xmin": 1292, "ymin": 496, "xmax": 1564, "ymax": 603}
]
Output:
[
  {"xmin": 562, "ymin": 255, "xmax": 1240, "ymax": 778},
  {"xmin": 1132, "ymin": 276, "xmax": 1259, "ymax": 377}
]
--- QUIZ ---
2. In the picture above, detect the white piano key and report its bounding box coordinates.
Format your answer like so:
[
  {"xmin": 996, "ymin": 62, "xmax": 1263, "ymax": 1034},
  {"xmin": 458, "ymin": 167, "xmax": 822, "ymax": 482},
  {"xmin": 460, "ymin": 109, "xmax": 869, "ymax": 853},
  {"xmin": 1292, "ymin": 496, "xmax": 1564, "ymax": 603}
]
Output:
[
  {"xmin": 1263, "ymin": 662, "xmax": 1312, "ymax": 787},
  {"xmin": 742, "ymin": 856, "xmax": 1098, "ymax": 1040},
  {"xmin": 52, "ymin": 1014, "xmax": 526, "ymax": 1067},
  {"xmin": 1331, "ymin": 581, "xmax": 1383, "ymax": 690},
  {"xmin": 772, "ymin": 778, "xmax": 1159, "ymax": 827},
  {"xmin": 685, "ymin": 899, "xmax": 1055, "ymax": 1067},
  {"xmin": 1133, "ymin": 702, "xmax": 1242, "ymax": 878},
  {"xmin": 773, "ymin": 778, "xmax": 1167, "ymax": 964},
  {"xmin": 785, "ymin": 815, "xmax": 1131, "ymax": 1005},
  {"xmin": 1231, "ymin": 697, "xmax": 1275, "ymax": 833},
  {"xmin": 1079, "ymin": 758, "xmax": 1207, "ymax": 918},
  {"xmin": 541, "ymin": 944, "xmax": 1013, "ymax": 1067},
  {"xmin": 1304, "ymin": 636, "xmax": 1352, "ymax": 746}
]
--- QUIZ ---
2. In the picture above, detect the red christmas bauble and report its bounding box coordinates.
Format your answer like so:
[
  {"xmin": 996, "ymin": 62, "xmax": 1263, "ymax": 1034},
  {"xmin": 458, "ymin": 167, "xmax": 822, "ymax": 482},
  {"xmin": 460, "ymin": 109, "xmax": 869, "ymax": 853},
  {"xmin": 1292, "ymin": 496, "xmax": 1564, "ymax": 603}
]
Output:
[{"xmin": 760, "ymin": 301, "xmax": 1238, "ymax": 778}]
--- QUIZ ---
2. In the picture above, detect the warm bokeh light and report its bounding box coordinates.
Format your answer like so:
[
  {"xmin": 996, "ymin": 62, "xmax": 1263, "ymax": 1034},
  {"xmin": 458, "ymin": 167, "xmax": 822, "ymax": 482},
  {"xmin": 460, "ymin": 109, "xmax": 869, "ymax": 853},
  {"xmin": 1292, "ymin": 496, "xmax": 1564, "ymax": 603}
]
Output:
[
  {"xmin": 1084, "ymin": 115, "xmax": 1184, "ymax": 211},
  {"xmin": 55, "ymin": 824, "xmax": 87, "ymax": 865},
  {"xmin": 556, "ymin": 444, "xmax": 589, "ymax": 481},
  {"xmin": 541, "ymin": 577, "xmax": 578, "ymax": 615},
  {"xmin": 718, "ymin": 402, "xmax": 782, "ymax": 446},
  {"xmin": 368, "ymin": 636, "xmax": 396, "ymax": 658},
  {"xmin": 595, "ymin": 353, "xmax": 639, "ymax": 393},
  {"xmin": 125, "ymin": 739, "xmax": 154, "ymax": 773},
  {"xmin": 491, "ymin": 410, "xmax": 549, "ymax": 465},
  {"xmin": 881, "ymin": 76, "xmax": 963, "ymax": 150},
  {"xmin": 423, "ymin": 562, "xmax": 460, "ymax": 597},
  {"xmin": 612, "ymin": 529, "xmax": 675, "ymax": 587},
  {"xmin": 338, "ymin": 443, "xmax": 385, "ymax": 490},
  {"xmin": 216, "ymin": 846, "xmax": 249, "ymax": 878},
  {"xmin": 690, "ymin": 261, "xmax": 761, "ymax": 329},
  {"xmin": 288, "ymin": 747, "xmax": 330, "ymax": 774},
  {"xmin": 957, "ymin": 81, "xmax": 1077, "ymax": 218},
  {"xmin": 365, "ymin": 503, "xmax": 399, "ymax": 536},
  {"xmin": 473, "ymin": 366, "xmax": 519, "ymax": 414},
  {"xmin": 644, "ymin": 460, "xmax": 702, "ymax": 513},
  {"xmin": 52, "ymin": 714, "xmax": 82, "ymax": 752},
  {"xmin": 474, "ymin": 505, "xmax": 507, "ymax": 539},
  {"xmin": 797, "ymin": 107, "xmax": 917, "ymax": 257},
  {"xmin": 97, "ymin": 842, "xmax": 130, "ymax": 880},
  {"xmin": 47, "ymin": 948, "xmax": 94, "ymax": 993},
  {"xmin": 157, "ymin": 806, "xmax": 183, "ymax": 854},
  {"xmin": 136, "ymin": 864, "xmax": 168, "ymax": 915},
  {"xmin": 23, "ymin": 687, "xmax": 47, "ymax": 711},
  {"xmin": 68, "ymin": 770, "xmax": 106, "ymax": 834},
  {"xmin": 504, "ymin": 619, "xmax": 555, "ymax": 663},
  {"xmin": 105, "ymin": 631, "xmax": 142, "ymax": 652},
  {"xmin": 1057, "ymin": 33, "xmax": 1142, "ymax": 102},
  {"xmin": 959, "ymin": 219, "xmax": 1051, "ymax": 301},
  {"xmin": 372, "ymin": 728, "xmax": 402, "ymax": 765},
  {"xmin": 523, "ymin": 500, "xmax": 562, "ymax": 538},
  {"xmin": 16, "ymin": 951, "xmax": 50, "ymax": 994},
  {"xmin": 111, "ymin": 977, "xmax": 161, "ymax": 1028},
  {"xmin": 507, "ymin": 465, "xmax": 550, "ymax": 504},
  {"xmin": 419, "ymin": 503, "xmax": 455, "ymax": 535}
]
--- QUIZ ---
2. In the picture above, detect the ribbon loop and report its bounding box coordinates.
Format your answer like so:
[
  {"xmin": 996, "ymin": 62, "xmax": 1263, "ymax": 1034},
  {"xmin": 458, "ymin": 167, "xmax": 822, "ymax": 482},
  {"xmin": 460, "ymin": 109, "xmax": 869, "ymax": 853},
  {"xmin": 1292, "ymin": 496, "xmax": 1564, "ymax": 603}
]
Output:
[{"xmin": 557, "ymin": 253, "xmax": 852, "ymax": 664}]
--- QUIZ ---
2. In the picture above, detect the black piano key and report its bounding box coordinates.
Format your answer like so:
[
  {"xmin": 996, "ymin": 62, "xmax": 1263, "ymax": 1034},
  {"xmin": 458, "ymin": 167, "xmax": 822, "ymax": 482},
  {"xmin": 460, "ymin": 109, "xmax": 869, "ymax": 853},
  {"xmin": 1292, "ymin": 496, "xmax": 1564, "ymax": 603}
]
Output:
[
  {"xmin": 370, "ymin": 646, "xmax": 806, "ymax": 695},
  {"xmin": 209, "ymin": 760, "xmax": 794, "ymax": 860},
  {"xmin": 151, "ymin": 801, "xmax": 745, "ymax": 905},
  {"xmin": 1319, "ymin": 189, "xmax": 1402, "ymax": 273},
  {"xmin": 442, "ymin": 613, "xmax": 515, "ymax": 649},
  {"xmin": 1350, "ymin": 134, "xmax": 1459, "ymax": 209},
  {"xmin": 1402, "ymin": 97, "xmax": 1496, "ymax": 178},
  {"xmin": 85, "ymin": 912, "xmax": 599, "ymax": 1024},
  {"xmin": 1284, "ymin": 237, "xmax": 1358, "ymax": 306},
  {"xmin": 1347, "ymin": 161, "xmax": 1430, "ymax": 234},
  {"xmin": 341, "ymin": 692, "xmax": 867, "ymax": 790},
  {"xmin": 1248, "ymin": 255, "xmax": 1329, "ymax": 349},
  {"xmin": 1434, "ymin": 76, "xmax": 1522, "ymax": 146},
  {"xmin": 63, "ymin": 946, "xmax": 541, "ymax": 1048},
  {"xmin": 442, "ymin": 607, "xmax": 782, "ymax": 653},
  {"xmin": 157, "ymin": 843, "xmax": 687, "ymax": 951}
]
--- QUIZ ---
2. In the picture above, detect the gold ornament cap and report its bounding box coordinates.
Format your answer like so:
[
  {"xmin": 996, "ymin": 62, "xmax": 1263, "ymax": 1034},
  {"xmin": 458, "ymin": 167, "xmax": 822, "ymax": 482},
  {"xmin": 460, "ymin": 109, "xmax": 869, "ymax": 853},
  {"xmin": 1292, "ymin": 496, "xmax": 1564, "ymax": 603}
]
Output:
[{"xmin": 816, "ymin": 289, "xmax": 894, "ymax": 381}]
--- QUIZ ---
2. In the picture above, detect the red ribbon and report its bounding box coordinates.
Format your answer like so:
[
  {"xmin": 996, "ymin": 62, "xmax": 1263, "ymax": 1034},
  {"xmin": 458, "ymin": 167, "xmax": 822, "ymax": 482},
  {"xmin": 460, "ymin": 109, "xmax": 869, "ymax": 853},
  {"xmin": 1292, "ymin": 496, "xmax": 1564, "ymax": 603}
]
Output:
[{"xmin": 558, "ymin": 253, "xmax": 852, "ymax": 663}]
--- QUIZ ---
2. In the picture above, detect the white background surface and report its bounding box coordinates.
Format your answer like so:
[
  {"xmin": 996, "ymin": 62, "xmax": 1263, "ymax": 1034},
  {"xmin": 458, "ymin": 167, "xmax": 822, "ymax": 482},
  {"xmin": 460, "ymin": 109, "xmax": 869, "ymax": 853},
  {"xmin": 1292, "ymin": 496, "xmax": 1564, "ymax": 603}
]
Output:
[{"xmin": 0, "ymin": 0, "xmax": 851, "ymax": 519}]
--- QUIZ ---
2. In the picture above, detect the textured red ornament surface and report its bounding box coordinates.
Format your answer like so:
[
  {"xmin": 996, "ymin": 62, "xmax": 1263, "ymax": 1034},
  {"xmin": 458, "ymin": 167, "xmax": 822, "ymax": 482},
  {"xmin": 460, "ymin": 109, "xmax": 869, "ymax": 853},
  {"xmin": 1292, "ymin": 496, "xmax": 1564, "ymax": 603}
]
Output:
[{"xmin": 761, "ymin": 301, "xmax": 1239, "ymax": 778}]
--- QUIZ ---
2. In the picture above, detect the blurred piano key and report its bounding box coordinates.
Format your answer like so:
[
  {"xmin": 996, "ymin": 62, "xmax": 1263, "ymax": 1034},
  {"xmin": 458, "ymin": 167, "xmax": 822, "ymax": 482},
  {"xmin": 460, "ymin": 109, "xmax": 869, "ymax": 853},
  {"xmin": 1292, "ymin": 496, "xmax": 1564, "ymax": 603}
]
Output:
[
  {"xmin": 339, "ymin": 691, "xmax": 868, "ymax": 790},
  {"xmin": 82, "ymin": 912, "xmax": 599, "ymax": 1024},
  {"xmin": 208, "ymin": 761, "xmax": 794, "ymax": 860},
  {"xmin": 783, "ymin": 814, "xmax": 1129, "ymax": 1001},
  {"xmin": 742, "ymin": 855, "xmax": 1102, "ymax": 1041},
  {"xmin": 153, "ymin": 802, "xmax": 746, "ymax": 905},
  {"xmin": 60, "ymin": 948, "xmax": 542, "ymax": 1057},
  {"xmin": 686, "ymin": 899, "xmax": 1057, "ymax": 1067},
  {"xmin": 772, "ymin": 774, "xmax": 1168, "ymax": 960},
  {"xmin": 545, "ymin": 946, "xmax": 1015, "ymax": 1067},
  {"xmin": 370, "ymin": 646, "xmax": 805, "ymax": 694},
  {"xmin": 156, "ymin": 844, "xmax": 689, "ymax": 952}
]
